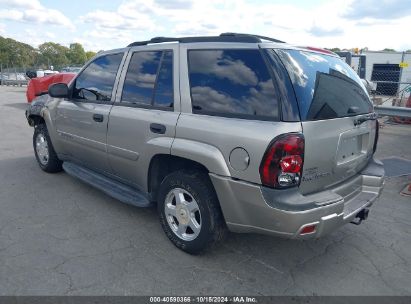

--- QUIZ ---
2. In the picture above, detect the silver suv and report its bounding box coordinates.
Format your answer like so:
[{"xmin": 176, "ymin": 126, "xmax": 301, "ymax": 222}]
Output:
[{"xmin": 26, "ymin": 33, "xmax": 385, "ymax": 253}]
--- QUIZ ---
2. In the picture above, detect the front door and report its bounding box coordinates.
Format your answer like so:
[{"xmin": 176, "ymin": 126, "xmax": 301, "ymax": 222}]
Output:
[{"xmin": 54, "ymin": 52, "xmax": 125, "ymax": 173}]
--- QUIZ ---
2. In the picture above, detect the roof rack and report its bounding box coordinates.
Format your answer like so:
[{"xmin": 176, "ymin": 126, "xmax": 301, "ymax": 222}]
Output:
[
  {"xmin": 127, "ymin": 33, "xmax": 285, "ymax": 47},
  {"xmin": 220, "ymin": 33, "xmax": 285, "ymax": 43}
]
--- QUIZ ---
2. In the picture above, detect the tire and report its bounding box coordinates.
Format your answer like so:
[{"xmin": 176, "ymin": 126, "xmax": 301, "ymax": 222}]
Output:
[
  {"xmin": 157, "ymin": 170, "xmax": 226, "ymax": 254},
  {"xmin": 33, "ymin": 124, "xmax": 62, "ymax": 173}
]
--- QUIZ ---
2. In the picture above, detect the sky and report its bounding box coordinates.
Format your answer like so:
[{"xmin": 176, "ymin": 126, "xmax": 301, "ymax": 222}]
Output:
[{"xmin": 0, "ymin": 0, "xmax": 410, "ymax": 52}]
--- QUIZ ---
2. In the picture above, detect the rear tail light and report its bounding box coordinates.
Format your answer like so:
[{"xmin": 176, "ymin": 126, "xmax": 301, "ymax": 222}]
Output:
[{"xmin": 259, "ymin": 133, "xmax": 304, "ymax": 188}]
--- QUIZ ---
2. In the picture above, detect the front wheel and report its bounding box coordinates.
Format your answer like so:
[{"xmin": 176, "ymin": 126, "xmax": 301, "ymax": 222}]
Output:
[
  {"xmin": 33, "ymin": 124, "xmax": 62, "ymax": 173},
  {"xmin": 157, "ymin": 170, "xmax": 226, "ymax": 254}
]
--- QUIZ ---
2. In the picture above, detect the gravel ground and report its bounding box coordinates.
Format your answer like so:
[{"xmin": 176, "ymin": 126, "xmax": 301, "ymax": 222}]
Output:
[{"xmin": 0, "ymin": 86, "xmax": 410, "ymax": 296}]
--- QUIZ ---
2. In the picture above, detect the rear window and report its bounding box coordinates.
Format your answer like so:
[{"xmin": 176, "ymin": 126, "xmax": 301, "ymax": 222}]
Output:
[
  {"xmin": 272, "ymin": 49, "xmax": 373, "ymax": 121},
  {"xmin": 188, "ymin": 49, "xmax": 279, "ymax": 121}
]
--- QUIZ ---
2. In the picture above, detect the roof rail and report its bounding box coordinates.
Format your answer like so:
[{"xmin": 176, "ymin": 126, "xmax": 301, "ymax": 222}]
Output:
[
  {"xmin": 127, "ymin": 33, "xmax": 285, "ymax": 47},
  {"xmin": 219, "ymin": 33, "xmax": 285, "ymax": 43}
]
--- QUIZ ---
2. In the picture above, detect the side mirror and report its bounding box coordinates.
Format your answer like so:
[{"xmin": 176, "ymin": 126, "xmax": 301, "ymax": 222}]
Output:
[
  {"xmin": 26, "ymin": 71, "xmax": 37, "ymax": 79},
  {"xmin": 48, "ymin": 83, "xmax": 69, "ymax": 98}
]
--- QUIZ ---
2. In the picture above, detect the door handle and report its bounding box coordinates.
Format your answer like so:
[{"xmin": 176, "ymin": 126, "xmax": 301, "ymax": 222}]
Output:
[
  {"xmin": 150, "ymin": 123, "xmax": 166, "ymax": 134},
  {"xmin": 93, "ymin": 114, "xmax": 104, "ymax": 123}
]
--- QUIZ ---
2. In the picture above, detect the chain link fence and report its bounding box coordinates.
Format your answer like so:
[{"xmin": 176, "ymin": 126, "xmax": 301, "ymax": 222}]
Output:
[
  {"xmin": 0, "ymin": 66, "xmax": 32, "ymax": 86},
  {"xmin": 367, "ymin": 57, "xmax": 411, "ymax": 108},
  {"xmin": 1, "ymin": 64, "xmax": 82, "ymax": 86},
  {"xmin": 340, "ymin": 51, "xmax": 411, "ymax": 121},
  {"xmin": 370, "ymin": 81, "xmax": 411, "ymax": 107}
]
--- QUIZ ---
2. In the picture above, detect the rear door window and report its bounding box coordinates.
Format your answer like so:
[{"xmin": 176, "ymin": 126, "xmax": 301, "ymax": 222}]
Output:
[
  {"xmin": 121, "ymin": 50, "xmax": 174, "ymax": 109},
  {"xmin": 272, "ymin": 49, "xmax": 372, "ymax": 121},
  {"xmin": 122, "ymin": 51, "xmax": 162, "ymax": 106},
  {"xmin": 153, "ymin": 51, "xmax": 174, "ymax": 108},
  {"xmin": 188, "ymin": 49, "xmax": 279, "ymax": 120}
]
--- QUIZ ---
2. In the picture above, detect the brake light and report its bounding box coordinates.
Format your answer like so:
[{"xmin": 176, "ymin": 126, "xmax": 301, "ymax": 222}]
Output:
[
  {"xmin": 259, "ymin": 134, "xmax": 304, "ymax": 188},
  {"xmin": 303, "ymin": 46, "xmax": 337, "ymax": 56}
]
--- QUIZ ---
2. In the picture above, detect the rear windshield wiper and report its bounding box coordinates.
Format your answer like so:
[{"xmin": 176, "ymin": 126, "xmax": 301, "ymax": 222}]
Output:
[{"xmin": 354, "ymin": 112, "xmax": 378, "ymax": 126}]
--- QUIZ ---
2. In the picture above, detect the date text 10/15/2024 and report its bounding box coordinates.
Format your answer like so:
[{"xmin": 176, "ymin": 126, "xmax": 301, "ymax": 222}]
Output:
[{"xmin": 149, "ymin": 296, "xmax": 258, "ymax": 303}]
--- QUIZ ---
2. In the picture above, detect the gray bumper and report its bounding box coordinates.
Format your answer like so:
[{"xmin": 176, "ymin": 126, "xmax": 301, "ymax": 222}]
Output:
[{"xmin": 210, "ymin": 157, "xmax": 385, "ymax": 238}]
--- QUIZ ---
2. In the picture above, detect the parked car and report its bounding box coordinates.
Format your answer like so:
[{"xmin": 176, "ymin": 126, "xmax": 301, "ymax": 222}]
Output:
[
  {"xmin": 26, "ymin": 33, "xmax": 385, "ymax": 254},
  {"xmin": 26, "ymin": 72, "xmax": 76, "ymax": 103},
  {"xmin": 60, "ymin": 67, "xmax": 82, "ymax": 73},
  {"xmin": 26, "ymin": 70, "xmax": 59, "ymax": 79}
]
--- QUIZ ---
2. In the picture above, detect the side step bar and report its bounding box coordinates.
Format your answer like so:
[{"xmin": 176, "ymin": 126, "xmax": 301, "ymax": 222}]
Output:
[{"xmin": 62, "ymin": 162, "xmax": 151, "ymax": 208}]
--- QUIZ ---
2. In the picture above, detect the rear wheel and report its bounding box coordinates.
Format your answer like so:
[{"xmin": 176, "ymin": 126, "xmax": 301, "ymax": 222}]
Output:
[
  {"xmin": 157, "ymin": 170, "xmax": 225, "ymax": 254},
  {"xmin": 33, "ymin": 124, "xmax": 62, "ymax": 173}
]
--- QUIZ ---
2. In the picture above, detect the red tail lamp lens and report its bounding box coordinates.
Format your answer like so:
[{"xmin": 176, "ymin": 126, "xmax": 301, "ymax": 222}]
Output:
[
  {"xmin": 280, "ymin": 155, "xmax": 303, "ymax": 173},
  {"xmin": 300, "ymin": 224, "xmax": 317, "ymax": 235},
  {"xmin": 259, "ymin": 134, "xmax": 304, "ymax": 188}
]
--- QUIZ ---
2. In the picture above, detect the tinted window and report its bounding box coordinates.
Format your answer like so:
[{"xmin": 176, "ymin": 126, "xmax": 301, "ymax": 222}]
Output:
[
  {"xmin": 122, "ymin": 51, "xmax": 162, "ymax": 105},
  {"xmin": 72, "ymin": 53, "xmax": 123, "ymax": 102},
  {"xmin": 188, "ymin": 49, "xmax": 279, "ymax": 120},
  {"xmin": 273, "ymin": 49, "xmax": 372, "ymax": 121},
  {"xmin": 153, "ymin": 51, "xmax": 173, "ymax": 108}
]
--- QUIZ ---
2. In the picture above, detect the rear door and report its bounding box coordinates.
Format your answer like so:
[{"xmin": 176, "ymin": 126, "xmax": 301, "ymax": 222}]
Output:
[
  {"xmin": 271, "ymin": 49, "xmax": 377, "ymax": 194},
  {"xmin": 107, "ymin": 44, "xmax": 180, "ymax": 191}
]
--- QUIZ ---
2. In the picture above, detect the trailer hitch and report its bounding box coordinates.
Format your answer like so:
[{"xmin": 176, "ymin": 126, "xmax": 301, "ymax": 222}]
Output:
[{"xmin": 350, "ymin": 208, "xmax": 370, "ymax": 225}]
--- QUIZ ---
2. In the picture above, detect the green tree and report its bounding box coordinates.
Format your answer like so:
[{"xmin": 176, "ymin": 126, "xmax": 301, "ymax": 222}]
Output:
[
  {"xmin": 67, "ymin": 43, "xmax": 87, "ymax": 65},
  {"xmin": 382, "ymin": 48, "xmax": 396, "ymax": 52},
  {"xmin": 0, "ymin": 36, "xmax": 38, "ymax": 67},
  {"xmin": 38, "ymin": 42, "xmax": 69, "ymax": 69},
  {"xmin": 85, "ymin": 51, "xmax": 96, "ymax": 61}
]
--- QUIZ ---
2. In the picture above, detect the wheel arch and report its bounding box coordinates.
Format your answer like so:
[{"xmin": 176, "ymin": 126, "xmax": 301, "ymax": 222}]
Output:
[
  {"xmin": 148, "ymin": 154, "xmax": 210, "ymax": 202},
  {"xmin": 27, "ymin": 114, "xmax": 45, "ymax": 127}
]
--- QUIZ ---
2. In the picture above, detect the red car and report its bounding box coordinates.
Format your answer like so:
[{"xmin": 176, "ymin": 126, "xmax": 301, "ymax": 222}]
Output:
[{"xmin": 26, "ymin": 73, "xmax": 76, "ymax": 103}]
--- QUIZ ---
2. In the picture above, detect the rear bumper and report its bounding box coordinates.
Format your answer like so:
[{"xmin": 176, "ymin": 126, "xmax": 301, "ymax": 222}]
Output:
[{"xmin": 210, "ymin": 157, "xmax": 385, "ymax": 238}]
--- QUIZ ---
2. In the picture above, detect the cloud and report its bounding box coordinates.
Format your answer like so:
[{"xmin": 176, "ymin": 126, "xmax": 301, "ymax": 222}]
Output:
[
  {"xmin": 343, "ymin": 0, "xmax": 411, "ymax": 19},
  {"xmin": 191, "ymin": 80, "xmax": 278, "ymax": 117},
  {"xmin": 80, "ymin": 10, "xmax": 156, "ymax": 31},
  {"xmin": 0, "ymin": 0, "xmax": 74, "ymax": 30},
  {"xmin": 308, "ymin": 25, "xmax": 343, "ymax": 37},
  {"xmin": 189, "ymin": 50, "xmax": 258, "ymax": 86},
  {"xmin": 80, "ymin": 1, "xmax": 159, "ymax": 32},
  {"xmin": 355, "ymin": 19, "xmax": 396, "ymax": 26},
  {"xmin": 0, "ymin": 0, "xmax": 41, "ymax": 10},
  {"xmin": 191, "ymin": 86, "xmax": 243, "ymax": 113},
  {"xmin": 2, "ymin": 0, "xmax": 411, "ymax": 52},
  {"xmin": 154, "ymin": 0, "xmax": 193, "ymax": 10}
]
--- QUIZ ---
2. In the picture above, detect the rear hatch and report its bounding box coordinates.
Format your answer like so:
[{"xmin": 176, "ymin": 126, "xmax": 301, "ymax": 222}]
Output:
[{"xmin": 274, "ymin": 49, "xmax": 377, "ymax": 194}]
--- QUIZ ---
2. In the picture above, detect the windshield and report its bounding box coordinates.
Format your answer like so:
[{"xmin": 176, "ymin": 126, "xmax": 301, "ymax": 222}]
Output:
[{"xmin": 271, "ymin": 49, "xmax": 373, "ymax": 121}]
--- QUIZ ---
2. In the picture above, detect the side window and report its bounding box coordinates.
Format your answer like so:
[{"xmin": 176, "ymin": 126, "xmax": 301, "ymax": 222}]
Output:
[
  {"xmin": 72, "ymin": 53, "xmax": 123, "ymax": 102},
  {"xmin": 188, "ymin": 49, "xmax": 279, "ymax": 120},
  {"xmin": 122, "ymin": 50, "xmax": 174, "ymax": 109},
  {"xmin": 122, "ymin": 51, "xmax": 162, "ymax": 105},
  {"xmin": 153, "ymin": 51, "xmax": 173, "ymax": 108}
]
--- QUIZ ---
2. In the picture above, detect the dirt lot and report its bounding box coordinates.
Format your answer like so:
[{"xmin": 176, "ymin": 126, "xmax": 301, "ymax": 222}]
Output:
[{"xmin": 0, "ymin": 86, "xmax": 410, "ymax": 295}]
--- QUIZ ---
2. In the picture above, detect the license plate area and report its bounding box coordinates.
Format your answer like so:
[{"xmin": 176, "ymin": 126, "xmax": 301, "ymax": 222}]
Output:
[{"xmin": 336, "ymin": 130, "xmax": 370, "ymax": 165}]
